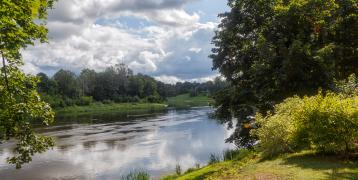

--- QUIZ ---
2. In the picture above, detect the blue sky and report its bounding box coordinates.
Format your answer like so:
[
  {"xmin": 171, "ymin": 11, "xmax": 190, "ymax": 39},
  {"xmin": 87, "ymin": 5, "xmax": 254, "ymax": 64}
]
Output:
[{"xmin": 23, "ymin": 0, "xmax": 229, "ymax": 83}]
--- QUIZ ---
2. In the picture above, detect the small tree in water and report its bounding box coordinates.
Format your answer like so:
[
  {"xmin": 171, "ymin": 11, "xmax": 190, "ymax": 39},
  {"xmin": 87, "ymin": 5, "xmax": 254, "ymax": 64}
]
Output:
[{"xmin": 0, "ymin": 0, "xmax": 56, "ymax": 168}]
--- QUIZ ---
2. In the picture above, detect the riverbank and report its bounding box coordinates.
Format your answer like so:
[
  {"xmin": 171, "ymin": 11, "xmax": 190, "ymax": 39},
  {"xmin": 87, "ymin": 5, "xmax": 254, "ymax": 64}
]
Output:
[
  {"xmin": 167, "ymin": 94, "xmax": 214, "ymax": 108},
  {"xmin": 55, "ymin": 103, "xmax": 168, "ymax": 116},
  {"xmin": 54, "ymin": 94, "xmax": 214, "ymax": 116},
  {"xmin": 162, "ymin": 150, "xmax": 358, "ymax": 179}
]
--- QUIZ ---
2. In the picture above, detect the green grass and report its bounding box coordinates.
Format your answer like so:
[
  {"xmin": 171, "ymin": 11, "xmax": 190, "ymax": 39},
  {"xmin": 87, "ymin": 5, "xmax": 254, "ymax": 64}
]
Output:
[
  {"xmin": 163, "ymin": 151, "xmax": 358, "ymax": 180},
  {"xmin": 120, "ymin": 170, "xmax": 150, "ymax": 180},
  {"xmin": 55, "ymin": 103, "xmax": 167, "ymax": 116},
  {"xmin": 167, "ymin": 94, "xmax": 214, "ymax": 108}
]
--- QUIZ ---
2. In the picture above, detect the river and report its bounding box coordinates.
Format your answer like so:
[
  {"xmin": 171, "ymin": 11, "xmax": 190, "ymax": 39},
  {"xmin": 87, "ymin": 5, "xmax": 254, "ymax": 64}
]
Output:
[{"xmin": 0, "ymin": 107, "xmax": 234, "ymax": 180}]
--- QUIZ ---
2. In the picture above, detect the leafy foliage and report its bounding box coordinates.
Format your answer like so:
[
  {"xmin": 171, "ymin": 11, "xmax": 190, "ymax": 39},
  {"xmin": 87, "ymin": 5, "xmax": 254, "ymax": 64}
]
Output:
[
  {"xmin": 37, "ymin": 67, "xmax": 227, "ymax": 107},
  {"xmin": 211, "ymin": 0, "xmax": 358, "ymax": 147},
  {"xmin": 334, "ymin": 74, "xmax": 358, "ymax": 96},
  {"xmin": 0, "ymin": 0, "xmax": 55, "ymax": 168},
  {"xmin": 252, "ymin": 92, "xmax": 358, "ymax": 157}
]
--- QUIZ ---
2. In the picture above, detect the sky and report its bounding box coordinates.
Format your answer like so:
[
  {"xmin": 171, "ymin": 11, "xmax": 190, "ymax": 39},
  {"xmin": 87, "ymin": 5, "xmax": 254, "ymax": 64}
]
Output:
[{"xmin": 22, "ymin": 0, "xmax": 229, "ymax": 84}]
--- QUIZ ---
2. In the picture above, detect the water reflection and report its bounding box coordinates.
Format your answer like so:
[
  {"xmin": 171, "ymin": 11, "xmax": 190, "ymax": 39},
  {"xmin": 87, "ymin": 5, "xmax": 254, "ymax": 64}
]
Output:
[{"xmin": 0, "ymin": 107, "xmax": 233, "ymax": 180}]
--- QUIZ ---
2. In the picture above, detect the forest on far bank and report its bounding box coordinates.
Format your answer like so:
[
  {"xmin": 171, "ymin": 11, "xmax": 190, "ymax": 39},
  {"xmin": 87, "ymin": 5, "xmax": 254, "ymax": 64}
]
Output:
[{"xmin": 36, "ymin": 63, "xmax": 228, "ymax": 108}]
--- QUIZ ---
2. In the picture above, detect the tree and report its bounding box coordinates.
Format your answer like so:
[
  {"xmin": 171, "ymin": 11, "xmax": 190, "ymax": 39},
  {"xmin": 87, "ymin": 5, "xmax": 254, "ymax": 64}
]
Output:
[
  {"xmin": 211, "ymin": 0, "xmax": 358, "ymax": 147},
  {"xmin": 116, "ymin": 63, "xmax": 132, "ymax": 95},
  {"xmin": 128, "ymin": 76, "xmax": 144, "ymax": 97},
  {"xmin": 0, "ymin": 0, "xmax": 55, "ymax": 168},
  {"xmin": 53, "ymin": 69, "xmax": 79, "ymax": 98},
  {"xmin": 37, "ymin": 72, "xmax": 58, "ymax": 95},
  {"xmin": 78, "ymin": 69, "xmax": 97, "ymax": 96}
]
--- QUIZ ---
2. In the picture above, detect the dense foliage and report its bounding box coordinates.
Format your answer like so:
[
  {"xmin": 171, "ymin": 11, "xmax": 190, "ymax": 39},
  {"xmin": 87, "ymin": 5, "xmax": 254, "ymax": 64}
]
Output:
[
  {"xmin": 0, "ymin": 0, "xmax": 55, "ymax": 168},
  {"xmin": 253, "ymin": 91, "xmax": 358, "ymax": 157},
  {"xmin": 37, "ymin": 65, "xmax": 228, "ymax": 108},
  {"xmin": 211, "ymin": 0, "xmax": 358, "ymax": 147}
]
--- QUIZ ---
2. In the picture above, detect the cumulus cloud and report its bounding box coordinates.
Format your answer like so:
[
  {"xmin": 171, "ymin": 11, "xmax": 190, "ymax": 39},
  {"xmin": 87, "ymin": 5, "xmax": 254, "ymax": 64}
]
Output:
[{"xmin": 22, "ymin": 0, "xmax": 225, "ymax": 82}]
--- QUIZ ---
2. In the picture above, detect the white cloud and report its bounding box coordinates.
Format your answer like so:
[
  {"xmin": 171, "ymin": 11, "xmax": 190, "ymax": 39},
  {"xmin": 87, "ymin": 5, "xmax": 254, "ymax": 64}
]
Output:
[
  {"xmin": 155, "ymin": 73, "xmax": 220, "ymax": 84},
  {"xmin": 154, "ymin": 75, "xmax": 184, "ymax": 84},
  {"xmin": 22, "ymin": 0, "xmax": 222, "ymax": 82},
  {"xmin": 189, "ymin": 47, "xmax": 202, "ymax": 53}
]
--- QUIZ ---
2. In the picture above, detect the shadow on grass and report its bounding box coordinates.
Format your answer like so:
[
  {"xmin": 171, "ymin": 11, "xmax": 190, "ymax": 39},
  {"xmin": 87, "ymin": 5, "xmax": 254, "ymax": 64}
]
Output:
[{"xmin": 281, "ymin": 153, "xmax": 358, "ymax": 179}]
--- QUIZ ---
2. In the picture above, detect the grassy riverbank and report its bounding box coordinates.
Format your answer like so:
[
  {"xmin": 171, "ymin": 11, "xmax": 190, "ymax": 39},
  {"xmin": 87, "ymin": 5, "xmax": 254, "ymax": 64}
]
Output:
[
  {"xmin": 54, "ymin": 93, "xmax": 213, "ymax": 116},
  {"xmin": 55, "ymin": 103, "xmax": 167, "ymax": 116},
  {"xmin": 167, "ymin": 94, "xmax": 214, "ymax": 108},
  {"xmin": 163, "ymin": 150, "xmax": 358, "ymax": 180}
]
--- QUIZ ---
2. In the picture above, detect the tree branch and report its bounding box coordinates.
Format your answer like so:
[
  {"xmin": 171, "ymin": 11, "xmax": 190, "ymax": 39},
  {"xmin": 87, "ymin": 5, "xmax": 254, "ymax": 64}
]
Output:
[{"xmin": 0, "ymin": 51, "xmax": 10, "ymax": 92}]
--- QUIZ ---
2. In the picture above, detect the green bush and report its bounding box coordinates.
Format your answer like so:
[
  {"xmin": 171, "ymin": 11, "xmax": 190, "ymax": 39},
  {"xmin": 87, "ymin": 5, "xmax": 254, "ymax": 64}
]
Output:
[
  {"xmin": 335, "ymin": 74, "xmax": 358, "ymax": 96},
  {"xmin": 131, "ymin": 96, "xmax": 140, "ymax": 103},
  {"xmin": 145, "ymin": 95, "xmax": 162, "ymax": 103},
  {"xmin": 252, "ymin": 92, "xmax": 358, "ymax": 157},
  {"xmin": 40, "ymin": 93, "xmax": 65, "ymax": 108},
  {"xmin": 252, "ymin": 97, "xmax": 304, "ymax": 157},
  {"xmin": 76, "ymin": 96, "xmax": 93, "ymax": 106},
  {"xmin": 64, "ymin": 97, "xmax": 75, "ymax": 106}
]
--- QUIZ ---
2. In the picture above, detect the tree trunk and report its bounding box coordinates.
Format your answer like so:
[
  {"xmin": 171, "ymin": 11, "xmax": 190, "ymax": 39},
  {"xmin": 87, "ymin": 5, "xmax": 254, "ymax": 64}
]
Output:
[{"xmin": 1, "ymin": 52, "xmax": 10, "ymax": 91}]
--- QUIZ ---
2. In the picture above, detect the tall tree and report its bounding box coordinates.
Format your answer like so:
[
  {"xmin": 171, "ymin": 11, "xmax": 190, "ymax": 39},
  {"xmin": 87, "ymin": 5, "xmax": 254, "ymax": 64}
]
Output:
[
  {"xmin": 37, "ymin": 72, "xmax": 58, "ymax": 95},
  {"xmin": 78, "ymin": 68, "xmax": 97, "ymax": 96},
  {"xmin": 115, "ymin": 63, "xmax": 132, "ymax": 95},
  {"xmin": 0, "ymin": 0, "xmax": 56, "ymax": 168},
  {"xmin": 211, "ymin": 0, "xmax": 358, "ymax": 147},
  {"xmin": 53, "ymin": 69, "xmax": 79, "ymax": 98}
]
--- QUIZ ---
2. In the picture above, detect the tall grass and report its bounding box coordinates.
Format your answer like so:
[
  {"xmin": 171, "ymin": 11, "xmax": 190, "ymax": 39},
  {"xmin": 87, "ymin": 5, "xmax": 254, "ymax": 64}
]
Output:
[
  {"xmin": 120, "ymin": 170, "xmax": 150, "ymax": 180},
  {"xmin": 223, "ymin": 149, "xmax": 251, "ymax": 161},
  {"xmin": 175, "ymin": 163, "xmax": 182, "ymax": 175},
  {"xmin": 208, "ymin": 153, "xmax": 222, "ymax": 165}
]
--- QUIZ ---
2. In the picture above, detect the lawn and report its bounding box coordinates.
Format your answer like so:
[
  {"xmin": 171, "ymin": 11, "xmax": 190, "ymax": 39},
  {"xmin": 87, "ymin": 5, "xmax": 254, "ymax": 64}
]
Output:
[
  {"xmin": 167, "ymin": 94, "xmax": 214, "ymax": 108},
  {"xmin": 163, "ymin": 151, "xmax": 358, "ymax": 180}
]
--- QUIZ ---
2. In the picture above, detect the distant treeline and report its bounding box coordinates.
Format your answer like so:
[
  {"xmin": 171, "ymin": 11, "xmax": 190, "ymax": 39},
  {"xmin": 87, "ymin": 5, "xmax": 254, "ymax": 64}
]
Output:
[{"xmin": 37, "ymin": 64, "xmax": 228, "ymax": 107}]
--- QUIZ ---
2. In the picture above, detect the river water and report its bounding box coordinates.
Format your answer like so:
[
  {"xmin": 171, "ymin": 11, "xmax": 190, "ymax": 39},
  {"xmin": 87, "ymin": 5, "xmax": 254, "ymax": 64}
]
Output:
[{"xmin": 0, "ymin": 107, "xmax": 233, "ymax": 180}]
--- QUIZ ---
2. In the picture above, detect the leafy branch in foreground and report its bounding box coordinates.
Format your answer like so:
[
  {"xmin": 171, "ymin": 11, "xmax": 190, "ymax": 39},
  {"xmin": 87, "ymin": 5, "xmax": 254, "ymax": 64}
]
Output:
[{"xmin": 0, "ymin": 0, "xmax": 56, "ymax": 168}]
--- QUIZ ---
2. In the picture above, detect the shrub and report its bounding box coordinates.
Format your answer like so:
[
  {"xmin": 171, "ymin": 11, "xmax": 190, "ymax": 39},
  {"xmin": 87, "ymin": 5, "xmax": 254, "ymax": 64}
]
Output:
[
  {"xmin": 64, "ymin": 97, "xmax": 75, "ymax": 106},
  {"xmin": 252, "ymin": 97, "xmax": 305, "ymax": 157},
  {"xmin": 40, "ymin": 93, "xmax": 65, "ymax": 108},
  {"xmin": 76, "ymin": 96, "xmax": 93, "ymax": 106},
  {"xmin": 300, "ymin": 93, "xmax": 358, "ymax": 154},
  {"xmin": 131, "ymin": 96, "xmax": 140, "ymax": 103},
  {"xmin": 146, "ymin": 95, "xmax": 162, "ymax": 103},
  {"xmin": 335, "ymin": 74, "xmax": 358, "ymax": 96},
  {"xmin": 252, "ymin": 92, "xmax": 358, "ymax": 157}
]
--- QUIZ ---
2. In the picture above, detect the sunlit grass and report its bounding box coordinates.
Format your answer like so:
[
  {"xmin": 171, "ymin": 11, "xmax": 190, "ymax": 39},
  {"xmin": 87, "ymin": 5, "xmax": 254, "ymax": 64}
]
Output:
[{"xmin": 166, "ymin": 150, "xmax": 358, "ymax": 180}]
